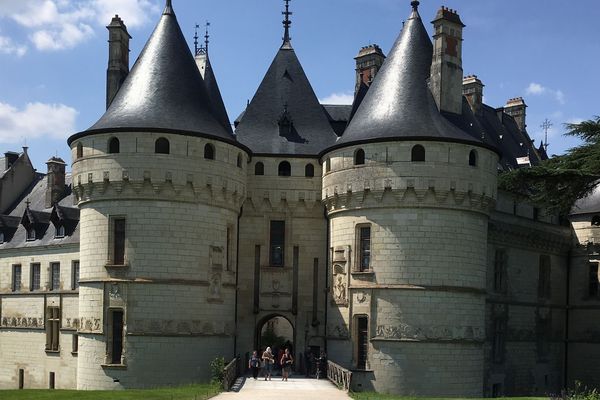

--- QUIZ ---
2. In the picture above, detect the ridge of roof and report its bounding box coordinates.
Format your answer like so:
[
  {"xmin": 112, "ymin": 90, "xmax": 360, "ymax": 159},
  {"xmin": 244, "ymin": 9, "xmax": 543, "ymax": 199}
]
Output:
[{"xmin": 68, "ymin": 3, "xmax": 233, "ymax": 145}]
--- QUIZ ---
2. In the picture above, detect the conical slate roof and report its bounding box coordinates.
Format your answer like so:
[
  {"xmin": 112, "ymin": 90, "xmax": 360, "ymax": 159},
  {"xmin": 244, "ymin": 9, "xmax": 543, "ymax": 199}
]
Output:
[
  {"xmin": 68, "ymin": 2, "xmax": 232, "ymax": 145},
  {"xmin": 201, "ymin": 54, "xmax": 233, "ymax": 134},
  {"xmin": 333, "ymin": 2, "xmax": 482, "ymax": 150},
  {"xmin": 235, "ymin": 43, "xmax": 338, "ymax": 156}
]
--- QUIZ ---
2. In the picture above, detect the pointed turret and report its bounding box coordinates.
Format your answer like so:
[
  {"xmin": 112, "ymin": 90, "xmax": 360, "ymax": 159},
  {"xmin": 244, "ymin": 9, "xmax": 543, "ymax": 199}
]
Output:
[
  {"xmin": 235, "ymin": 0, "xmax": 337, "ymax": 155},
  {"xmin": 69, "ymin": 0, "xmax": 232, "ymax": 145},
  {"xmin": 334, "ymin": 1, "xmax": 481, "ymax": 149}
]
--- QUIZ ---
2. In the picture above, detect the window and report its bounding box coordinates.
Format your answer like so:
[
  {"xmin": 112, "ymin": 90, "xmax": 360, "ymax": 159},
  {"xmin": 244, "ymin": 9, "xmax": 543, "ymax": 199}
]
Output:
[
  {"xmin": 76, "ymin": 143, "xmax": 83, "ymax": 159},
  {"xmin": 204, "ymin": 143, "xmax": 215, "ymax": 160},
  {"xmin": 112, "ymin": 218, "xmax": 126, "ymax": 265},
  {"xmin": 108, "ymin": 137, "xmax": 120, "ymax": 154},
  {"xmin": 50, "ymin": 263, "xmax": 60, "ymax": 291},
  {"xmin": 357, "ymin": 226, "xmax": 371, "ymax": 272},
  {"xmin": 18, "ymin": 369, "xmax": 24, "ymax": 390},
  {"xmin": 411, "ymin": 144, "xmax": 425, "ymax": 162},
  {"xmin": 355, "ymin": 315, "xmax": 369, "ymax": 369},
  {"xmin": 12, "ymin": 264, "xmax": 21, "ymax": 292},
  {"xmin": 254, "ymin": 162, "xmax": 264, "ymax": 176},
  {"xmin": 469, "ymin": 149, "xmax": 478, "ymax": 166},
  {"xmin": 305, "ymin": 163, "xmax": 314, "ymax": 177},
  {"xmin": 589, "ymin": 263, "xmax": 599, "ymax": 298},
  {"xmin": 49, "ymin": 372, "xmax": 55, "ymax": 389},
  {"xmin": 226, "ymin": 226, "xmax": 233, "ymax": 271},
  {"xmin": 72, "ymin": 334, "xmax": 79, "ymax": 354},
  {"xmin": 492, "ymin": 317, "xmax": 506, "ymax": 363},
  {"xmin": 46, "ymin": 307, "xmax": 60, "ymax": 352},
  {"xmin": 155, "ymin": 137, "xmax": 170, "ymax": 154},
  {"xmin": 278, "ymin": 161, "xmax": 291, "ymax": 177},
  {"xmin": 270, "ymin": 220, "xmax": 285, "ymax": 267},
  {"xmin": 26, "ymin": 227, "xmax": 36, "ymax": 241},
  {"xmin": 109, "ymin": 309, "xmax": 124, "ymax": 364},
  {"xmin": 538, "ymin": 255, "xmax": 551, "ymax": 299},
  {"xmin": 325, "ymin": 158, "xmax": 331, "ymax": 173},
  {"xmin": 354, "ymin": 149, "xmax": 365, "ymax": 165},
  {"xmin": 592, "ymin": 216, "xmax": 600, "ymax": 226},
  {"xmin": 237, "ymin": 153, "xmax": 243, "ymax": 168},
  {"xmin": 55, "ymin": 224, "xmax": 65, "ymax": 238},
  {"xmin": 31, "ymin": 263, "xmax": 41, "ymax": 291},
  {"xmin": 0, "ymin": 231, "xmax": 4, "ymax": 244},
  {"xmin": 71, "ymin": 261, "xmax": 80, "ymax": 290},
  {"xmin": 493, "ymin": 249, "xmax": 507, "ymax": 293}
]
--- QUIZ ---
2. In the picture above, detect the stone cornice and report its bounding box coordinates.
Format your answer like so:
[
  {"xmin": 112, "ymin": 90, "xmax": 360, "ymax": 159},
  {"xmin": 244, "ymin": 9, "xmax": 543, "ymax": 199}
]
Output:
[{"xmin": 488, "ymin": 218, "xmax": 571, "ymax": 253}]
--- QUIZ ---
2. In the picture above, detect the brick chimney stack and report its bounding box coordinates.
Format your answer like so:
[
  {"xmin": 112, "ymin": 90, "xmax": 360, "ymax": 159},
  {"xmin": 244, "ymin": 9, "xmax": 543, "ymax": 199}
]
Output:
[
  {"xmin": 45, "ymin": 157, "xmax": 66, "ymax": 209},
  {"xmin": 430, "ymin": 6, "xmax": 465, "ymax": 115},
  {"xmin": 463, "ymin": 75, "xmax": 484, "ymax": 115},
  {"xmin": 354, "ymin": 44, "xmax": 386, "ymax": 96},
  {"xmin": 504, "ymin": 97, "xmax": 527, "ymax": 132},
  {"xmin": 106, "ymin": 15, "xmax": 131, "ymax": 109}
]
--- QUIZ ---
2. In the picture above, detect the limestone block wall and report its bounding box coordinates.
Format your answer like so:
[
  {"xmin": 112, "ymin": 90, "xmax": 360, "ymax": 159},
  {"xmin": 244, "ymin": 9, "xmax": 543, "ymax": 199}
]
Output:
[
  {"xmin": 236, "ymin": 156, "xmax": 327, "ymax": 365},
  {"xmin": 322, "ymin": 141, "xmax": 498, "ymax": 396},
  {"xmin": 0, "ymin": 246, "xmax": 80, "ymax": 389},
  {"xmin": 71, "ymin": 132, "xmax": 245, "ymax": 389}
]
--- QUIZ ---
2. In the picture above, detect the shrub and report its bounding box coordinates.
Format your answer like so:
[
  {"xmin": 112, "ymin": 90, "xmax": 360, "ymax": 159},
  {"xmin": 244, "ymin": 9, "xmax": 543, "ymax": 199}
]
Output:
[
  {"xmin": 210, "ymin": 356, "xmax": 225, "ymax": 385},
  {"xmin": 551, "ymin": 381, "xmax": 600, "ymax": 400}
]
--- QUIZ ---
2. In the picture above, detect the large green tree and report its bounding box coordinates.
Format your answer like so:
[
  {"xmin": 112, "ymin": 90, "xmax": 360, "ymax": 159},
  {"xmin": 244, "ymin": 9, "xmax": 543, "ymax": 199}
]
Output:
[{"xmin": 498, "ymin": 116, "xmax": 600, "ymax": 215}]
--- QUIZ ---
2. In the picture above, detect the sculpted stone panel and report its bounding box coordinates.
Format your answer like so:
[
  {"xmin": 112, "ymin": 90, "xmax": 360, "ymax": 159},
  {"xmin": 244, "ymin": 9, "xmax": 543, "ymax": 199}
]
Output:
[
  {"xmin": 129, "ymin": 319, "xmax": 231, "ymax": 336},
  {"xmin": 1, "ymin": 316, "xmax": 44, "ymax": 329},
  {"xmin": 327, "ymin": 323, "xmax": 349, "ymax": 339},
  {"xmin": 375, "ymin": 324, "xmax": 484, "ymax": 341}
]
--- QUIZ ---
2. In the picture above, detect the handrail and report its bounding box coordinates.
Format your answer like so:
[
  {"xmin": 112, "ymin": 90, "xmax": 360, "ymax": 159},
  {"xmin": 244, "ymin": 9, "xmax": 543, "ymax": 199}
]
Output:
[
  {"xmin": 327, "ymin": 360, "xmax": 352, "ymax": 392},
  {"xmin": 223, "ymin": 357, "xmax": 238, "ymax": 391}
]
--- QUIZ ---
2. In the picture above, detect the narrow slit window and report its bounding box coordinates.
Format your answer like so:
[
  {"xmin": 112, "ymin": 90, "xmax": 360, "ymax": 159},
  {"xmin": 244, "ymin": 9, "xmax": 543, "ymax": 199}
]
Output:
[
  {"xmin": 72, "ymin": 261, "xmax": 80, "ymax": 290},
  {"xmin": 76, "ymin": 143, "xmax": 83, "ymax": 159},
  {"xmin": 110, "ymin": 309, "xmax": 124, "ymax": 364},
  {"xmin": 270, "ymin": 220, "xmax": 285, "ymax": 267},
  {"xmin": 50, "ymin": 263, "xmax": 60, "ymax": 291},
  {"xmin": 358, "ymin": 226, "xmax": 371, "ymax": 271},
  {"xmin": 113, "ymin": 218, "xmax": 126, "ymax": 265},
  {"xmin": 356, "ymin": 316, "xmax": 369, "ymax": 369},
  {"xmin": 12, "ymin": 264, "xmax": 21, "ymax": 292},
  {"xmin": 30, "ymin": 263, "xmax": 41, "ymax": 291},
  {"xmin": 469, "ymin": 149, "xmax": 478, "ymax": 166},
  {"xmin": 46, "ymin": 307, "xmax": 60, "ymax": 352}
]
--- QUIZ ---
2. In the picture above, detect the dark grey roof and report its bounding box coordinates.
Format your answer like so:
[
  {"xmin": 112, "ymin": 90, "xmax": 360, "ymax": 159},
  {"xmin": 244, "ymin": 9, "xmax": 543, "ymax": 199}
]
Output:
[
  {"xmin": 571, "ymin": 183, "xmax": 600, "ymax": 216},
  {"xmin": 202, "ymin": 54, "xmax": 232, "ymax": 134},
  {"xmin": 333, "ymin": 5, "xmax": 483, "ymax": 150},
  {"xmin": 68, "ymin": 3, "xmax": 233, "ymax": 145},
  {"xmin": 322, "ymin": 105, "xmax": 352, "ymax": 137},
  {"xmin": 235, "ymin": 45, "xmax": 338, "ymax": 156}
]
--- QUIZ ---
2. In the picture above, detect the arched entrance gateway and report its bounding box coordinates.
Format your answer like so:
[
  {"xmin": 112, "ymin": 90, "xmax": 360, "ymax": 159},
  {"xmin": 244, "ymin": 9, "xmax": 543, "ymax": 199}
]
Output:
[{"xmin": 256, "ymin": 315, "xmax": 295, "ymax": 367}]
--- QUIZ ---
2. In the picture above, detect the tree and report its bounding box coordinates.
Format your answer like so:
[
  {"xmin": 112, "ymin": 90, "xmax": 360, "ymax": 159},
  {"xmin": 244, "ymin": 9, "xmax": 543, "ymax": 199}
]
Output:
[{"xmin": 498, "ymin": 116, "xmax": 600, "ymax": 215}]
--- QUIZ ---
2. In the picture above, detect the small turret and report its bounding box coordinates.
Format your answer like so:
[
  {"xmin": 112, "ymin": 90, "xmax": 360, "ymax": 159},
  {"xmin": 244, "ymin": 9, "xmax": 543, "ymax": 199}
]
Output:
[{"xmin": 106, "ymin": 15, "xmax": 131, "ymax": 109}]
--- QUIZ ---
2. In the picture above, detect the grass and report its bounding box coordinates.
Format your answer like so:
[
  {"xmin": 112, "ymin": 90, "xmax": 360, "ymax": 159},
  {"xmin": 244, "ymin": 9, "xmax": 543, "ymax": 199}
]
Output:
[
  {"xmin": 0, "ymin": 383, "xmax": 221, "ymax": 400},
  {"xmin": 350, "ymin": 394, "xmax": 546, "ymax": 400}
]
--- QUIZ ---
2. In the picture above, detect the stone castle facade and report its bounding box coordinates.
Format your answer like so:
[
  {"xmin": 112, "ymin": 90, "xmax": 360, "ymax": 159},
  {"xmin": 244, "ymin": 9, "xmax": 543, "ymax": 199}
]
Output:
[{"xmin": 1, "ymin": 1, "xmax": 599, "ymax": 396}]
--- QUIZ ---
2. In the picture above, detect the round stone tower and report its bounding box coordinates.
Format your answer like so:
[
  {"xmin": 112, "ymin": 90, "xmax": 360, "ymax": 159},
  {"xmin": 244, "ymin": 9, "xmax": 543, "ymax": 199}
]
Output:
[
  {"xmin": 322, "ymin": 2, "xmax": 498, "ymax": 396},
  {"xmin": 68, "ymin": 1, "xmax": 247, "ymax": 389}
]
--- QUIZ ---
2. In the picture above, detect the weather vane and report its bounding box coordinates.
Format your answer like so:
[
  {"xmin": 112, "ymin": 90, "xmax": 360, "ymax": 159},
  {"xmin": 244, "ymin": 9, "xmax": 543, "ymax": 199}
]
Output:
[
  {"xmin": 204, "ymin": 21, "xmax": 210, "ymax": 54},
  {"xmin": 194, "ymin": 24, "xmax": 200, "ymax": 55},
  {"xmin": 540, "ymin": 118, "xmax": 552, "ymax": 151},
  {"xmin": 282, "ymin": 0, "xmax": 292, "ymax": 44}
]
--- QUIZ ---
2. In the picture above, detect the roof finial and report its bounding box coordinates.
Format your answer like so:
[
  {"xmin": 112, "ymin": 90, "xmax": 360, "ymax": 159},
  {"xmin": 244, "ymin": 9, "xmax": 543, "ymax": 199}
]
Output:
[
  {"xmin": 194, "ymin": 23, "xmax": 200, "ymax": 55},
  {"xmin": 411, "ymin": 0, "xmax": 420, "ymax": 11},
  {"xmin": 204, "ymin": 21, "xmax": 210, "ymax": 54},
  {"xmin": 282, "ymin": 0, "xmax": 292, "ymax": 46},
  {"xmin": 163, "ymin": 0, "xmax": 173, "ymax": 15}
]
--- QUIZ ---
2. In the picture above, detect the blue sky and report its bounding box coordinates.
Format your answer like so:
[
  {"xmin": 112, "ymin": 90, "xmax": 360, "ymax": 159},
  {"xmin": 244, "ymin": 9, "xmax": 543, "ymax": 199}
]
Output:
[{"xmin": 0, "ymin": 0, "xmax": 598, "ymax": 171}]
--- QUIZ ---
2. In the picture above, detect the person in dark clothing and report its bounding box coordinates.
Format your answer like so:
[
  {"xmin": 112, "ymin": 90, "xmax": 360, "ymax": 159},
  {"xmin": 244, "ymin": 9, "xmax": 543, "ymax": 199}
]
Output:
[{"xmin": 249, "ymin": 350, "xmax": 261, "ymax": 380}]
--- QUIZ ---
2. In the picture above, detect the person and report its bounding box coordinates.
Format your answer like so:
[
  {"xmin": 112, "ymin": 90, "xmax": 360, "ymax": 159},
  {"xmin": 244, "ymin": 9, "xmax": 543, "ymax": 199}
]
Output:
[
  {"xmin": 249, "ymin": 350, "xmax": 261, "ymax": 380},
  {"xmin": 280, "ymin": 348, "xmax": 293, "ymax": 381},
  {"xmin": 315, "ymin": 350, "xmax": 327, "ymax": 379},
  {"xmin": 261, "ymin": 347, "xmax": 275, "ymax": 381}
]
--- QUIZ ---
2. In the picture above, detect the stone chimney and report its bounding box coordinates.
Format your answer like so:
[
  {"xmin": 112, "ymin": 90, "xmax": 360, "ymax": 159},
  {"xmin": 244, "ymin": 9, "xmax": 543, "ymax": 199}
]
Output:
[
  {"xmin": 354, "ymin": 44, "xmax": 386, "ymax": 96},
  {"xmin": 4, "ymin": 152, "xmax": 20, "ymax": 170},
  {"xmin": 504, "ymin": 97, "xmax": 527, "ymax": 132},
  {"xmin": 462, "ymin": 75, "xmax": 484, "ymax": 115},
  {"xmin": 45, "ymin": 157, "xmax": 66, "ymax": 208},
  {"xmin": 430, "ymin": 6, "xmax": 465, "ymax": 115},
  {"xmin": 106, "ymin": 15, "xmax": 131, "ymax": 109}
]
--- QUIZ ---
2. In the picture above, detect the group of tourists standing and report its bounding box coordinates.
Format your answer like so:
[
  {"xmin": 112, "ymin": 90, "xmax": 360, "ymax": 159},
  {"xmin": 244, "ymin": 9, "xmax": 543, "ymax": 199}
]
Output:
[{"xmin": 248, "ymin": 347, "xmax": 294, "ymax": 381}]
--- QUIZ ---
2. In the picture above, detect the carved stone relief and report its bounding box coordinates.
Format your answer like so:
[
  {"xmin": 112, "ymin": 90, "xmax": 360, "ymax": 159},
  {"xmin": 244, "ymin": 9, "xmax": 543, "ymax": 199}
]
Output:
[
  {"xmin": 1, "ymin": 316, "xmax": 44, "ymax": 329},
  {"xmin": 327, "ymin": 323, "xmax": 349, "ymax": 339},
  {"xmin": 210, "ymin": 245, "xmax": 224, "ymax": 268},
  {"xmin": 375, "ymin": 324, "xmax": 484, "ymax": 341}
]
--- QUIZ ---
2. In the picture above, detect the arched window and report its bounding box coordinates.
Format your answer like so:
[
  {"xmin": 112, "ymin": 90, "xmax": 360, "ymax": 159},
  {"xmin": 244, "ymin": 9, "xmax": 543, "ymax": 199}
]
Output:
[
  {"xmin": 55, "ymin": 225, "xmax": 65, "ymax": 238},
  {"xmin": 76, "ymin": 143, "xmax": 83, "ymax": 159},
  {"xmin": 204, "ymin": 143, "xmax": 215, "ymax": 160},
  {"xmin": 592, "ymin": 216, "xmax": 600, "ymax": 226},
  {"xmin": 278, "ymin": 161, "xmax": 291, "ymax": 177},
  {"xmin": 108, "ymin": 137, "xmax": 120, "ymax": 154},
  {"xmin": 26, "ymin": 227, "xmax": 36, "ymax": 241},
  {"xmin": 305, "ymin": 163, "xmax": 314, "ymax": 177},
  {"xmin": 237, "ymin": 153, "xmax": 243, "ymax": 168},
  {"xmin": 325, "ymin": 158, "xmax": 331, "ymax": 173},
  {"xmin": 469, "ymin": 149, "xmax": 478, "ymax": 166},
  {"xmin": 411, "ymin": 145, "xmax": 425, "ymax": 162},
  {"xmin": 255, "ymin": 162, "xmax": 264, "ymax": 176},
  {"xmin": 354, "ymin": 149, "xmax": 365, "ymax": 165},
  {"xmin": 155, "ymin": 137, "xmax": 170, "ymax": 154}
]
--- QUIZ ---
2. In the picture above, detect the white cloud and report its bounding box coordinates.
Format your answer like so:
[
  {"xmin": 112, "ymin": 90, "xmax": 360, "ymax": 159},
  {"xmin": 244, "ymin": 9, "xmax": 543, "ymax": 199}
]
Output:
[
  {"xmin": 0, "ymin": 35, "xmax": 27, "ymax": 57},
  {"xmin": 0, "ymin": 0, "xmax": 157, "ymax": 51},
  {"xmin": 320, "ymin": 92, "xmax": 354, "ymax": 105},
  {"xmin": 0, "ymin": 102, "xmax": 78, "ymax": 144},
  {"xmin": 525, "ymin": 82, "xmax": 566, "ymax": 105}
]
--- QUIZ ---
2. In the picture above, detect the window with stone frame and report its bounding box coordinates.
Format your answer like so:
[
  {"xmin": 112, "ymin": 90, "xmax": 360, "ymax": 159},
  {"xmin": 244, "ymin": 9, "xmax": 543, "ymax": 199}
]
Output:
[
  {"xmin": 589, "ymin": 262, "xmax": 599, "ymax": 298},
  {"xmin": 491, "ymin": 317, "xmax": 506, "ymax": 364},
  {"xmin": 226, "ymin": 226, "xmax": 233, "ymax": 271},
  {"xmin": 71, "ymin": 261, "xmax": 80, "ymax": 290},
  {"xmin": 72, "ymin": 334, "xmax": 79, "ymax": 354},
  {"xmin": 50, "ymin": 262, "xmax": 60, "ymax": 291},
  {"xmin": 493, "ymin": 249, "xmax": 508, "ymax": 294},
  {"xmin": 537, "ymin": 255, "xmax": 551, "ymax": 299},
  {"xmin": 110, "ymin": 217, "xmax": 126, "ymax": 266},
  {"xmin": 356, "ymin": 225, "xmax": 371, "ymax": 272},
  {"xmin": 12, "ymin": 264, "xmax": 22, "ymax": 292},
  {"xmin": 269, "ymin": 220, "xmax": 285, "ymax": 267},
  {"xmin": 108, "ymin": 309, "xmax": 125, "ymax": 365},
  {"xmin": 30, "ymin": 263, "xmax": 41, "ymax": 291},
  {"xmin": 355, "ymin": 315, "xmax": 369, "ymax": 369},
  {"xmin": 46, "ymin": 306, "xmax": 60, "ymax": 352}
]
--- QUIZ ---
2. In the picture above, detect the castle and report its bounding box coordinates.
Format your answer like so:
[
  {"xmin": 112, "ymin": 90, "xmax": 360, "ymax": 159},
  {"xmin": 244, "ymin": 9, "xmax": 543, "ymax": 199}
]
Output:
[{"xmin": 1, "ymin": 0, "xmax": 599, "ymax": 396}]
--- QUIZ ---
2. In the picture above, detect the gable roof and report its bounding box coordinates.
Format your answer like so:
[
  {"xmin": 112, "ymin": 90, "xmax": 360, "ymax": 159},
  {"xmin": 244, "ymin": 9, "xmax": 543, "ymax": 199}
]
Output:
[
  {"xmin": 69, "ymin": 2, "xmax": 233, "ymax": 145},
  {"xmin": 235, "ymin": 45, "xmax": 338, "ymax": 156}
]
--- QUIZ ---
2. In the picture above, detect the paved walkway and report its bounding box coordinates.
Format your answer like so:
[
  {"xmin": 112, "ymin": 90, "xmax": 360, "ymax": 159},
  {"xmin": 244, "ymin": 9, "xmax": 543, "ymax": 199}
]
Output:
[{"xmin": 213, "ymin": 376, "xmax": 351, "ymax": 400}]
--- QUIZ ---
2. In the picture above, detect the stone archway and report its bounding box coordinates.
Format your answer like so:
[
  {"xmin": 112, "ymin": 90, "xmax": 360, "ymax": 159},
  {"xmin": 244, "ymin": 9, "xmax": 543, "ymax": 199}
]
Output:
[{"xmin": 256, "ymin": 314, "xmax": 295, "ymax": 359}]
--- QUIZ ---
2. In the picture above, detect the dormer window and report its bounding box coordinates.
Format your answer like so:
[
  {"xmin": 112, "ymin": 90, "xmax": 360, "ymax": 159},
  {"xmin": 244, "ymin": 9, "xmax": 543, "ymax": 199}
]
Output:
[
  {"xmin": 592, "ymin": 216, "xmax": 600, "ymax": 226},
  {"xmin": 55, "ymin": 225, "xmax": 65, "ymax": 238},
  {"xmin": 26, "ymin": 227, "xmax": 36, "ymax": 241},
  {"xmin": 0, "ymin": 231, "xmax": 4, "ymax": 244}
]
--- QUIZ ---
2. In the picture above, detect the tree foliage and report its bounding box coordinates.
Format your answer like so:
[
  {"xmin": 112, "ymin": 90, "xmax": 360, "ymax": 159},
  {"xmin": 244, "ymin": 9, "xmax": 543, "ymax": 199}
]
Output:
[{"xmin": 498, "ymin": 116, "xmax": 600, "ymax": 215}]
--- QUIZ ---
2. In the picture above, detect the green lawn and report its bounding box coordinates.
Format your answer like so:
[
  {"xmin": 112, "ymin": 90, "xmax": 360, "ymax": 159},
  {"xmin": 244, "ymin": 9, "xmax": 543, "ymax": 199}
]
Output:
[
  {"xmin": 350, "ymin": 394, "xmax": 546, "ymax": 400},
  {"xmin": 0, "ymin": 383, "xmax": 220, "ymax": 400}
]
